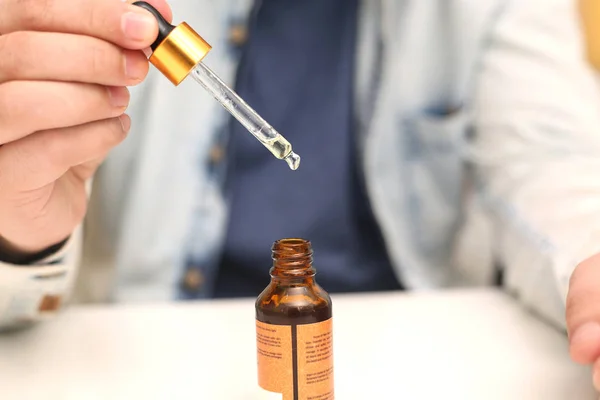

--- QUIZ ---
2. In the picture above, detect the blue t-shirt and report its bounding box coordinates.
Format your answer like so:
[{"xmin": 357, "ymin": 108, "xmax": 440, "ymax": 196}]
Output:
[{"xmin": 214, "ymin": 0, "xmax": 401, "ymax": 297}]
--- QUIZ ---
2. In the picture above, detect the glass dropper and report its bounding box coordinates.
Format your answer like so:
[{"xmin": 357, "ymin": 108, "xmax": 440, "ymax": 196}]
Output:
[
  {"xmin": 190, "ymin": 63, "xmax": 300, "ymax": 170},
  {"xmin": 133, "ymin": 1, "xmax": 300, "ymax": 170}
]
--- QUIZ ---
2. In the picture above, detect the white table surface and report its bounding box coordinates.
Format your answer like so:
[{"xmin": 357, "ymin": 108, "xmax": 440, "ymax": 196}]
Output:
[{"xmin": 0, "ymin": 288, "xmax": 595, "ymax": 400}]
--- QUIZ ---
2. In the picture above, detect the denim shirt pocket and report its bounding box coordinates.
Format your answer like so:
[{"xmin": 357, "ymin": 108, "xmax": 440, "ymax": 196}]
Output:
[{"xmin": 401, "ymin": 107, "xmax": 470, "ymax": 255}]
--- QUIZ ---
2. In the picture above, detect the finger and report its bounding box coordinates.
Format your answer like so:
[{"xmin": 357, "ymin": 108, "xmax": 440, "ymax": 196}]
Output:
[
  {"xmin": 0, "ymin": 32, "xmax": 149, "ymax": 86},
  {"xmin": 0, "ymin": 115, "xmax": 131, "ymax": 191},
  {"xmin": 71, "ymin": 156, "xmax": 108, "ymax": 181},
  {"xmin": 71, "ymin": 146, "xmax": 116, "ymax": 181},
  {"xmin": 566, "ymin": 253, "xmax": 600, "ymax": 364},
  {"xmin": 0, "ymin": 81, "xmax": 129, "ymax": 144},
  {"xmin": 0, "ymin": 0, "xmax": 172, "ymax": 50}
]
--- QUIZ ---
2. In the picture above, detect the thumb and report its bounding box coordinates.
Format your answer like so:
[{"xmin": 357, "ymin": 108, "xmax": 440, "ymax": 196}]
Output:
[{"xmin": 566, "ymin": 252, "xmax": 600, "ymax": 364}]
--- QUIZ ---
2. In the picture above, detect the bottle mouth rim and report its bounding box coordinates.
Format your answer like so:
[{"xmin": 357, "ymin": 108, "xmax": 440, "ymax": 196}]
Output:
[
  {"xmin": 274, "ymin": 238, "xmax": 309, "ymax": 246},
  {"xmin": 272, "ymin": 238, "xmax": 312, "ymax": 258}
]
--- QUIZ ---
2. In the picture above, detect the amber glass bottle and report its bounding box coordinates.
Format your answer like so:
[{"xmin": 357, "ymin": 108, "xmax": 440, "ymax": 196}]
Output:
[{"xmin": 256, "ymin": 238, "xmax": 334, "ymax": 400}]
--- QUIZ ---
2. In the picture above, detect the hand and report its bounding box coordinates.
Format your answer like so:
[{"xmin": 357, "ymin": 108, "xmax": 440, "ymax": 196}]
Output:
[
  {"xmin": 0, "ymin": 0, "xmax": 171, "ymax": 258},
  {"xmin": 566, "ymin": 253, "xmax": 600, "ymax": 390}
]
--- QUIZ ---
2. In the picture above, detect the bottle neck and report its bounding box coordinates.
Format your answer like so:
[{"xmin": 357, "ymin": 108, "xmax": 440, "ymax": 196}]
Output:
[{"xmin": 270, "ymin": 238, "xmax": 315, "ymax": 282}]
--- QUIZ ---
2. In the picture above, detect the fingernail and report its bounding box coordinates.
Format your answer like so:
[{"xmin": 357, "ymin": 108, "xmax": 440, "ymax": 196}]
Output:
[
  {"xmin": 571, "ymin": 323, "xmax": 600, "ymax": 347},
  {"xmin": 107, "ymin": 87, "xmax": 129, "ymax": 108},
  {"xmin": 122, "ymin": 11, "xmax": 156, "ymax": 42},
  {"xmin": 124, "ymin": 53, "xmax": 143, "ymax": 80},
  {"xmin": 118, "ymin": 114, "xmax": 131, "ymax": 132}
]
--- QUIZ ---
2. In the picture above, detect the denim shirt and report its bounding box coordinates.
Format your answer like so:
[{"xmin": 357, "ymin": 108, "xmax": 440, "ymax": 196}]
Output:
[
  {"xmin": 94, "ymin": 0, "xmax": 491, "ymax": 296},
  {"xmin": 108, "ymin": 0, "xmax": 497, "ymax": 300}
]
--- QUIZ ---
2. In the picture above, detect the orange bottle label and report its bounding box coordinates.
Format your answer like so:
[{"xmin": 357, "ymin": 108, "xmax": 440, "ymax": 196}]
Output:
[{"xmin": 256, "ymin": 319, "xmax": 334, "ymax": 400}]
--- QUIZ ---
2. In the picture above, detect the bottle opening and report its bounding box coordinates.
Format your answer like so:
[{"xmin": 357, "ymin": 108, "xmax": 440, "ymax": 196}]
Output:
[
  {"xmin": 271, "ymin": 238, "xmax": 313, "ymax": 274},
  {"xmin": 272, "ymin": 238, "xmax": 312, "ymax": 256},
  {"xmin": 274, "ymin": 238, "xmax": 310, "ymax": 246}
]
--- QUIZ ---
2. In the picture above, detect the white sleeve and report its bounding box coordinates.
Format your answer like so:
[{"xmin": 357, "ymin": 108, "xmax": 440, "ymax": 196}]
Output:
[
  {"xmin": 0, "ymin": 225, "xmax": 82, "ymax": 330},
  {"xmin": 470, "ymin": 0, "xmax": 600, "ymax": 327}
]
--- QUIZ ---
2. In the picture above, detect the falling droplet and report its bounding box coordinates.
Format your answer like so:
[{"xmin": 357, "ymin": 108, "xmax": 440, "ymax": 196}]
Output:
[{"xmin": 284, "ymin": 152, "xmax": 301, "ymax": 170}]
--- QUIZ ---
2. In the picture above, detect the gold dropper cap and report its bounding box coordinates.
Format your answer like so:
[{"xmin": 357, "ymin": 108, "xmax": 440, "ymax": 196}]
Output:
[{"xmin": 133, "ymin": 1, "xmax": 212, "ymax": 85}]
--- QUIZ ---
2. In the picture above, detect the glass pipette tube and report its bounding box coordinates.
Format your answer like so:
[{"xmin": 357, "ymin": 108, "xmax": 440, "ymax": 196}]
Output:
[
  {"xmin": 191, "ymin": 62, "xmax": 300, "ymax": 170},
  {"xmin": 131, "ymin": 1, "xmax": 300, "ymax": 171}
]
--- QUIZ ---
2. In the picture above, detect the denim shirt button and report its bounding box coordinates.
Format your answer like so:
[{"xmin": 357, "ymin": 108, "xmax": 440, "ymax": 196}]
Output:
[
  {"xmin": 209, "ymin": 145, "xmax": 225, "ymax": 165},
  {"xmin": 180, "ymin": 269, "xmax": 205, "ymax": 292},
  {"xmin": 228, "ymin": 23, "xmax": 248, "ymax": 47}
]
